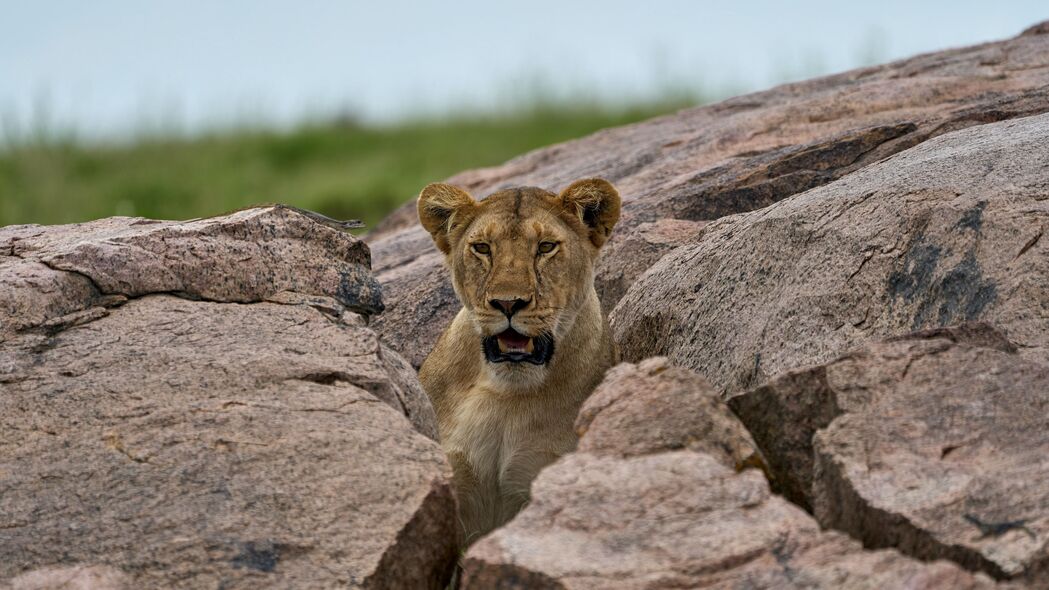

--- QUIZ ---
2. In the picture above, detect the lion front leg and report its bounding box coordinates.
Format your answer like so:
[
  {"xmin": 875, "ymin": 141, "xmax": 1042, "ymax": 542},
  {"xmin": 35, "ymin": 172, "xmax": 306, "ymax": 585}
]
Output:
[{"xmin": 446, "ymin": 450, "xmax": 501, "ymax": 545}]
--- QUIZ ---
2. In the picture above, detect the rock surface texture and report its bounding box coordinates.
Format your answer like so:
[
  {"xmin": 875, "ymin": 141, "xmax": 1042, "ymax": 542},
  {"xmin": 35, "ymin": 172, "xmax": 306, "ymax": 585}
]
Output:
[
  {"xmin": 0, "ymin": 207, "xmax": 457, "ymax": 589},
  {"xmin": 729, "ymin": 324, "xmax": 1049, "ymax": 585},
  {"xmin": 5, "ymin": 565, "xmax": 132, "ymax": 590},
  {"xmin": 369, "ymin": 24, "xmax": 1049, "ymax": 368},
  {"xmin": 613, "ymin": 112, "xmax": 1049, "ymax": 392},
  {"xmin": 461, "ymin": 358, "xmax": 996, "ymax": 589},
  {"xmin": 574, "ymin": 357, "xmax": 764, "ymax": 471}
]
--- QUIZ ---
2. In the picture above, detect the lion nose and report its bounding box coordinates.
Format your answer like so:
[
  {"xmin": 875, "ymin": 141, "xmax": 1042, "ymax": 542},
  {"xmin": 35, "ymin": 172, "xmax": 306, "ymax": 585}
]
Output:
[{"xmin": 489, "ymin": 298, "xmax": 530, "ymax": 317}]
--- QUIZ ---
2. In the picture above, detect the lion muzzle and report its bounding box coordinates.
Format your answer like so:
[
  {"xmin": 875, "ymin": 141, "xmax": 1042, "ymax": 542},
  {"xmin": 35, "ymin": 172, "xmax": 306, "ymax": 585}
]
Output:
[{"xmin": 482, "ymin": 329, "xmax": 555, "ymax": 365}]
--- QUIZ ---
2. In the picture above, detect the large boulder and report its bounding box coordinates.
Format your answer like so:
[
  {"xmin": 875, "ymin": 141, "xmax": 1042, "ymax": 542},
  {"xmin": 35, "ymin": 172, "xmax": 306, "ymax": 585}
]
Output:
[
  {"xmin": 0, "ymin": 208, "xmax": 457, "ymax": 588},
  {"xmin": 613, "ymin": 112, "xmax": 1049, "ymax": 392},
  {"xmin": 369, "ymin": 23, "xmax": 1049, "ymax": 368},
  {"xmin": 728, "ymin": 324, "xmax": 1049, "ymax": 584}
]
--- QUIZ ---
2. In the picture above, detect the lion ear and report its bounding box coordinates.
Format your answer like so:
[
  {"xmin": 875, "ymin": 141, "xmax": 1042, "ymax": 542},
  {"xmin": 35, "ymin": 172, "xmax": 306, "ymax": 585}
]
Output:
[
  {"xmin": 418, "ymin": 183, "xmax": 477, "ymax": 254},
  {"xmin": 558, "ymin": 178, "xmax": 621, "ymax": 248}
]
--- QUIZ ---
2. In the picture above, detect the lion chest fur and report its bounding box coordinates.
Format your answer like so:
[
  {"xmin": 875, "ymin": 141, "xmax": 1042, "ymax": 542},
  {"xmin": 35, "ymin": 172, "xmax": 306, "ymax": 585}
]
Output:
[
  {"xmin": 442, "ymin": 376, "xmax": 580, "ymax": 538},
  {"xmin": 420, "ymin": 303, "xmax": 614, "ymax": 542}
]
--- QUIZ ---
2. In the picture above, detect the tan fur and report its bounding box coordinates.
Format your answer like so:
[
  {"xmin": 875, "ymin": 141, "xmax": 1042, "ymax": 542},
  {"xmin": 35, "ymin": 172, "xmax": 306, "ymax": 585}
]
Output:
[{"xmin": 417, "ymin": 179, "xmax": 621, "ymax": 544}]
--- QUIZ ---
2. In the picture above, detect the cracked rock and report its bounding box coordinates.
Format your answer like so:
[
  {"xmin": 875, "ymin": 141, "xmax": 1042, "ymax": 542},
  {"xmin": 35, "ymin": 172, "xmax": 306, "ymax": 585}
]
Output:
[
  {"xmin": 461, "ymin": 451, "xmax": 995, "ymax": 589},
  {"xmin": 0, "ymin": 207, "xmax": 456, "ymax": 588},
  {"xmin": 727, "ymin": 323, "xmax": 1049, "ymax": 584},
  {"xmin": 367, "ymin": 23, "xmax": 1049, "ymax": 368}
]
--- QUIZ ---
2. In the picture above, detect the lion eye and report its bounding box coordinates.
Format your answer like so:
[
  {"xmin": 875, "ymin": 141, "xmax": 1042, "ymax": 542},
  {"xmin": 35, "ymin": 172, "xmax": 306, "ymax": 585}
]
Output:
[
  {"xmin": 472, "ymin": 243, "xmax": 491, "ymax": 255},
  {"xmin": 537, "ymin": 241, "xmax": 557, "ymax": 254}
]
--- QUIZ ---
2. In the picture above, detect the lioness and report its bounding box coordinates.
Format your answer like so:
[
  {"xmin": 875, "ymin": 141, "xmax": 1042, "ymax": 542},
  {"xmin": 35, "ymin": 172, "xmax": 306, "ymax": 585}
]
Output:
[{"xmin": 417, "ymin": 178, "xmax": 621, "ymax": 542}]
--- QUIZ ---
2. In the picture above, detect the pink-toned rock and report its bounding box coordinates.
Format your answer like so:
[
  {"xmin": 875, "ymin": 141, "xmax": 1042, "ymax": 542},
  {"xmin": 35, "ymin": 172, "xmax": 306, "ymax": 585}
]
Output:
[
  {"xmin": 368, "ymin": 243, "xmax": 452, "ymax": 368},
  {"xmin": 0, "ymin": 207, "xmax": 456, "ymax": 588},
  {"xmin": 461, "ymin": 451, "xmax": 994, "ymax": 589},
  {"xmin": 1, "ymin": 205, "xmax": 382, "ymax": 340},
  {"xmin": 5, "ymin": 565, "xmax": 131, "ymax": 590},
  {"xmin": 727, "ymin": 324, "xmax": 1049, "ymax": 584},
  {"xmin": 369, "ymin": 23, "xmax": 1049, "ymax": 368},
  {"xmin": 613, "ymin": 112, "xmax": 1049, "ymax": 392},
  {"xmin": 593, "ymin": 219, "xmax": 705, "ymax": 312},
  {"xmin": 575, "ymin": 357, "xmax": 763, "ymax": 472}
]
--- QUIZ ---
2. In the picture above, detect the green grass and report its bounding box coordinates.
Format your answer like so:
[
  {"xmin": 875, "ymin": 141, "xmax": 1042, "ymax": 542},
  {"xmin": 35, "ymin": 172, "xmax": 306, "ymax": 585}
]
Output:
[{"xmin": 0, "ymin": 100, "xmax": 697, "ymax": 230}]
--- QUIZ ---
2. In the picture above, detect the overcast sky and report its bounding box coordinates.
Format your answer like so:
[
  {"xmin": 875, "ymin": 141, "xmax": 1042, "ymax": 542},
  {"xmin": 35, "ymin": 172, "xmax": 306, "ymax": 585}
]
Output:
[{"xmin": 2, "ymin": 1, "xmax": 1047, "ymax": 141}]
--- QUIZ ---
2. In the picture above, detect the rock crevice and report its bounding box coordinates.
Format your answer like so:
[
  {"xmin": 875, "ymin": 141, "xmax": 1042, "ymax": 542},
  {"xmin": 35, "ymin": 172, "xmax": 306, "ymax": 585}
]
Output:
[{"xmin": 728, "ymin": 324, "xmax": 1049, "ymax": 584}]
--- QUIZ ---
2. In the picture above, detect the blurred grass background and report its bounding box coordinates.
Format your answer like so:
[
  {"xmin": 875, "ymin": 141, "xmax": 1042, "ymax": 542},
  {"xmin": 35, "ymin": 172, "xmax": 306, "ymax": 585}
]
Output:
[{"xmin": 0, "ymin": 98, "xmax": 698, "ymax": 229}]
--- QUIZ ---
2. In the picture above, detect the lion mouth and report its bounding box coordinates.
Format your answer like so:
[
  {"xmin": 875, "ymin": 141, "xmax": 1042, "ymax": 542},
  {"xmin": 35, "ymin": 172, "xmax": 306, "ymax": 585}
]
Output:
[{"xmin": 483, "ymin": 328, "xmax": 554, "ymax": 365}]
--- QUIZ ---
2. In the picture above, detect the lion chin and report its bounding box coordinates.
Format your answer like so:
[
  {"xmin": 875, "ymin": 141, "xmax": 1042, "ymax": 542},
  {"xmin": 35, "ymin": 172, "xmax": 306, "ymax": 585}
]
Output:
[{"xmin": 416, "ymin": 178, "xmax": 621, "ymax": 545}]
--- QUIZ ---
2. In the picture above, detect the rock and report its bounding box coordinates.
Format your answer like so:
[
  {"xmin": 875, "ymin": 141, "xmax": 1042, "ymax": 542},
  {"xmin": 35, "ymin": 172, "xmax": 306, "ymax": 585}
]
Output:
[
  {"xmin": 1023, "ymin": 20, "xmax": 1049, "ymax": 36},
  {"xmin": 5, "ymin": 565, "xmax": 131, "ymax": 590},
  {"xmin": 726, "ymin": 323, "xmax": 1015, "ymax": 510},
  {"xmin": 613, "ymin": 112, "xmax": 1049, "ymax": 392},
  {"xmin": 1, "ymin": 205, "xmax": 383, "ymax": 340},
  {"xmin": 727, "ymin": 324, "xmax": 1049, "ymax": 584},
  {"xmin": 0, "ymin": 258, "xmax": 99, "ymax": 336},
  {"xmin": 368, "ymin": 236, "xmax": 453, "ymax": 368},
  {"xmin": 369, "ymin": 23, "xmax": 1049, "ymax": 367},
  {"xmin": 461, "ymin": 451, "xmax": 994, "ymax": 589},
  {"xmin": 0, "ymin": 207, "xmax": 457, "ymax": 588},
  {"xmin": 593, "ymin": 219, "xmax": 706, "ymax": 313},
  {"xmin": 575, "ymin": 357, "xmax": 763, "ymax": 472}
]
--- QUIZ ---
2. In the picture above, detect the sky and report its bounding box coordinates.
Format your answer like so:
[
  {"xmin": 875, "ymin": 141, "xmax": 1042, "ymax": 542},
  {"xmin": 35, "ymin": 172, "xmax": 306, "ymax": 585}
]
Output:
[{"xmin": 2, "ymin": 0, "xmax": 1047, "ymax": 142}]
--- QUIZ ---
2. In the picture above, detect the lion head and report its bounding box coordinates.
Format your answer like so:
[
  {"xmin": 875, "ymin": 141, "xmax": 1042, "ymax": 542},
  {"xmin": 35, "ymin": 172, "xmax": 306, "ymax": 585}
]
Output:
[{"xmin": 418, "ymin": 178, "xmax": 620, "ymax": 386}]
